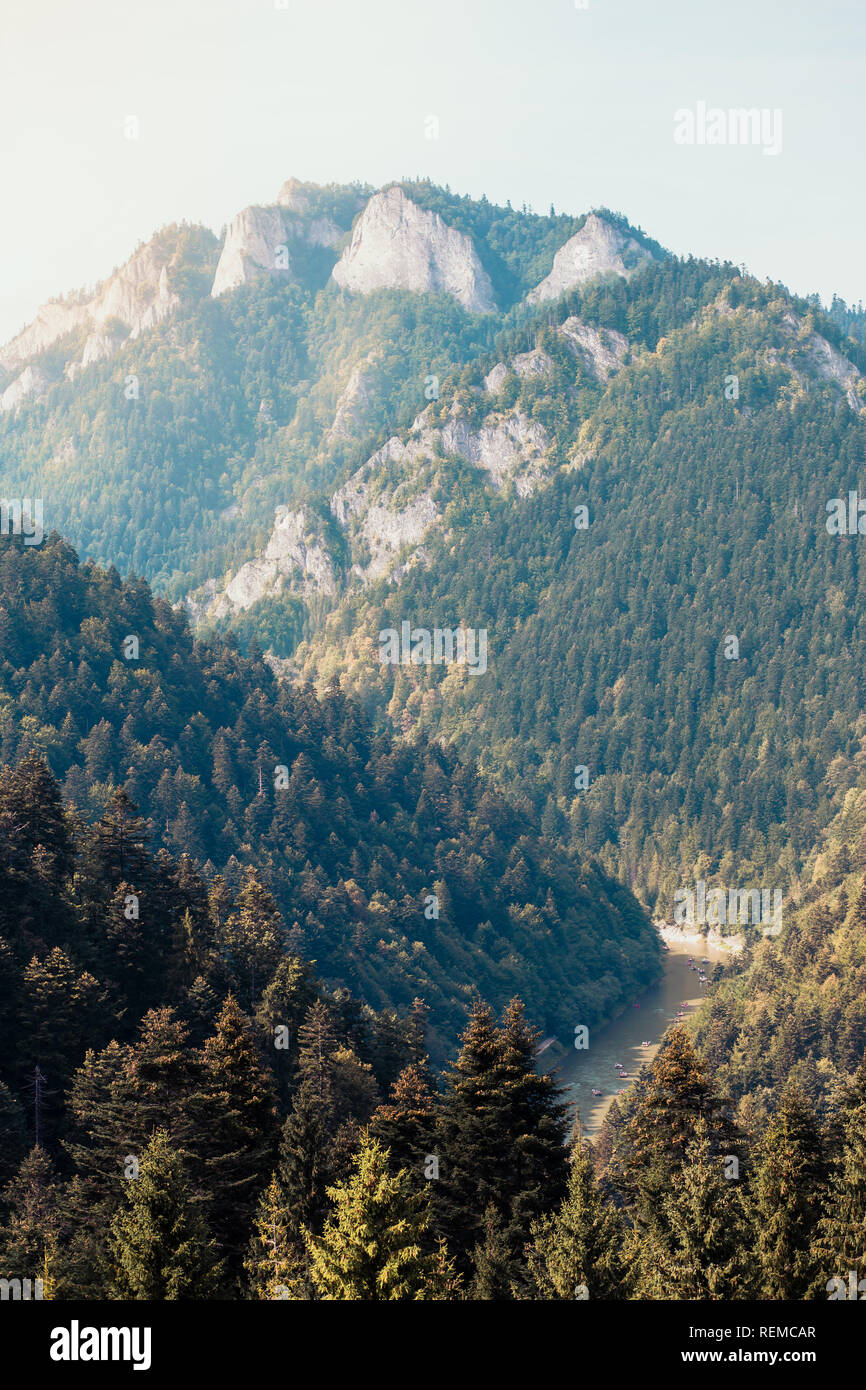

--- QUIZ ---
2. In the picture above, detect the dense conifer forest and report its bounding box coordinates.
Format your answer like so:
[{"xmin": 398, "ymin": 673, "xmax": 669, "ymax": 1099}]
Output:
[{"xmin": 1, "ymin": 173, "xmax": 865, "ymax": 1311}]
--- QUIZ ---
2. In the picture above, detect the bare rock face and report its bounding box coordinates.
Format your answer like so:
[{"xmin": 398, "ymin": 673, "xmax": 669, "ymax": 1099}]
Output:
[
  {"xmin": 210, "ymin": 184, "xmax": 344, "ymax": 298},
  {"xmin": 331, "ymin": 187, "xmax": 496, "ymax": 314},
  {"xmin": 80, "ymin": 331, "xmax": 119, "ymax": 369},
  {"xmin": 526, "ymin": 213, "xmax": 654, "ymax": 304},
  {"xmin": 211, "ymin": 207, "xmax": 293, "ymax": 298},
  {"xmin": 206, "ymin": 507, "xmax": 338, "ymax": 619},
  {"xmin": 93, "ymin": 247, "xmax": 179, "ymax": 336},
  {"xmin": 559, "ymin": 317, "xmax": 629, "ymax": 381},
  {"xmin": 331, "ymin": 433, "xmax": 441, "ymax": 583},
  {"xmin": 0, "ymin": 364, "xmax": 48, "ymax": 413},
  {"xmin": 484, "ymin": 362, "xmax": 510, "ymax": 393},
  {"xmin": 0, "ymin": 234, "xmax": 187, "ymax": 378},
  {"xmin": 0, "ymin": 303, "xmax": 91, "ymax": 374},
  {"xmin": 328, "ymin": 351, "xmax": 384, "ymax": 444},
  {"xmin": 442, "ymin": 409, "xmax": 549, "ymax": 496},
  {"xmin": 276, "ymin": 178, "xmax": 310, "ymax": 212},
  {"xmin": 484, "ymin": 349, "xmax": 555, "ymax": 393}
]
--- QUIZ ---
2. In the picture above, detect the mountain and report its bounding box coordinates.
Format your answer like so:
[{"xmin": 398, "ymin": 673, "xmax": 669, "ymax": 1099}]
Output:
[
  {"xmin": 0, "ymin": 533, "xmax": 659, "ymax": 1059},
  {"xmin": 0, "ymin": 224, "xmax": 220, "ymax": 400},
  {"xmin": 331, "ymin": 186, "xmax": 498, "ymax": 313},
  {"xmin": 4, "ymin": 178, "xmax": 866, "ymax": 920}
]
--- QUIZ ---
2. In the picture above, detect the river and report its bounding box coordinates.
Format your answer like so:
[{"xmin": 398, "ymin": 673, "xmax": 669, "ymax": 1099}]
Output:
[{"xmin": 540, "ymin": 933, "xmax": 733, "ymax": 1137}]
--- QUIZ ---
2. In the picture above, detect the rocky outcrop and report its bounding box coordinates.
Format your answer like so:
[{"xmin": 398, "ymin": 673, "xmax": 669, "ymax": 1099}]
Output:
[
  {"xmin": 441, "ymin": 409, "xmax": 549, "ymax": 496},
  {"xmin": 755, "ymin": 309, "xmax": 866, "ymax": 414},
  {"xmin": 559, "ymin": 317, "xmax": 629, "ymax": 380},
  {"xmin": 526, "ymin": 213, "xmax": 654, "ymax": 303},
  {"xmin": 0, "ymin": 364, "xmax": 48, "ymax": 413},
  {"xmin": 331, "ymin": 187, "xmax": 496, "ymax": 314},
  {"xmin": 0, "ymin": 232, "xmax": 191, "ymax": 379},
  {"xmin": 0, "ymin": 303, "xmax": 90, "ymax": 374},
  {"xmin": 328, "ymin": 351, "xmax": 384, "ymax": 443},
  {"xmin": 211, "ymin": 187, "xmax": 344, "ymax": 298},
  {"xmin": 205, "ymin": 507, "xmax": 337, "ymax": 619},
  {"xmin": 211, "ymin": 207, "xmax": 294, "ymax": 298},
  {"xmin": 276, "ymin": 178, "xmax": 311, "ymax": 212},
  {"xmin": 331, "ymin": 431, "xmax": 441, "ymax": 583},
  {"xmin": 797, "ymin": 325, "xmax": 864, "ymax": 412}
]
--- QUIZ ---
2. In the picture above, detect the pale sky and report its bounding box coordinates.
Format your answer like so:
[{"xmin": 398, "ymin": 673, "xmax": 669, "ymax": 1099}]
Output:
[{"xmin": 1, "ymin": 0, "xmax": 863, "ymax": 343}]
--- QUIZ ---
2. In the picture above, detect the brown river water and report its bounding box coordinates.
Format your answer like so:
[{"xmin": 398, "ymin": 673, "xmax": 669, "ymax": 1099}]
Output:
[{"xmin": 539, "ymin": 934, "xmax": 733, "ymax": 1137}]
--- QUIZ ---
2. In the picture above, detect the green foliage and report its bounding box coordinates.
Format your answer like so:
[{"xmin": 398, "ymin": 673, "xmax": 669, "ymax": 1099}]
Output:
[
  {"xmin": 305, "ymin": 1132, "xmax": 454, "ymax": 1300},
  {"xmin": 108, "ymin": 1129, "xmax": 223, "ymax": 1299}
]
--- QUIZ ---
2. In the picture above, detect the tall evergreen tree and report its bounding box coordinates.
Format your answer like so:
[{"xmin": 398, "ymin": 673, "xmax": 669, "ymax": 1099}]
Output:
[
  {"xmin": 108, "ymin": 1129, "xmax": 223, "ymax": 1299},
  {"xmin": 435, "ymin": 999, "xmax": 569, "ymax": 1278},
  {"xmin": 0, "ymin": 1146, "xmax": 62, "ymax": 1282},
  {"xmin": 305, "ymin": 1133, "xmax": 455, "ymax": 1300},
  {"xmin": 528, "ymin": 1129, "xmax": 629, "ymax": 1300},
  {"xmin": 634, "ymin": 1118, "xmax": 752, "ymax": 1300},
  {"xmin": 749, "ymin": 1083, "xmax": 828, "ymax": 1298},
  {"xmin": 816, "ymin": 1057, "xmax": 866, "ymax": 1288},
  {"xmin": 198, "ymin": 995, "xmax": 279, "ymax": 1267}
]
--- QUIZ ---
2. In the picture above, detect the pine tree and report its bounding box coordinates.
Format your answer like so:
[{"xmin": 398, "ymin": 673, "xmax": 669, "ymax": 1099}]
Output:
[
  {"xmin": 254, "ymin": 953, "xmax": 319, "ymax": 1102},
  {"xmin": 749, "ymin": 1084, "xmax": 827, "ymax": 1298},
  {"xmin": 435, "ymin": 999, "xmax": 569, "ymax": 1275},
  {"xmin": 219, "ymin": 867, "xmax": 286, "ymax": 1007},
  {"xmin": 470, "ymin": 1204, "xmax": 525, "ymax": 1300},
  {"xmin": 635, "ymin": 1117, "xmax": 752, "ymax": 1300},
  {"xmin": 528, "ymin": 1130, "xmax": 629, "ymax": 1299},
  {"xmin": 305, "ymin": 1133, "xmax": 454, "ymax": 1300},
  {"xmin": 0, "ymin": 1146, "xmax": 62, "ymax": 1281},
  {"xmin": 369, "ymin": 1062, "xmax": 438, "ymax": 1180},
  {"xmin": 622, "ymin": 1026, "xmax": 741, "ymax": 1254},
  {"xmin": 87, "ymin": 789, "xmax": 151, "ymax": 891},
  {"xmin": 815, "ymin": 1058, "xmax": 866, "ymax": 1288},
  {"xmin": 198, "ymin": 995, "xmax": 279, "ymax": 1267},
  {"xmin": 245, "ymin": 1175, "xmax": 304, "ymax": 1299},
  {"xmin": 108, "ymin": 1129, "xmax": 223, "ymax": 1299}
]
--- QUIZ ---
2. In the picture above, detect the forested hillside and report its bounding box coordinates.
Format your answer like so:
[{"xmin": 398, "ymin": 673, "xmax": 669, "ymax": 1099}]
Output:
[
  {"xmin": 291, "ymin": 265, "xmax": 866, "ymax": 912},
  {"xmin": 0, "ymin": 534, "xmax": 658, "ymax": 1059}
]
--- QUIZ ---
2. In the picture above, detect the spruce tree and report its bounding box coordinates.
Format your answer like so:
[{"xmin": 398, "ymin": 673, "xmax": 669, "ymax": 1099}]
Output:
[
  {"xmin": 369, "ymin": 1062, "xmax": 438, "ymax": 1180},
  {"xmin": 749, "ymin": 1083, "xmax": 827, "ymax": 1298},
  {"xmin": 622, "ymin": 1026, "xmax": 741, "ymax": 1255},
  {"xmin": 245, "ymin": 1175, "xmax": 305, "ymax": 1300},
  {"xmin": 815, "ymin": 1057, "xmax": 866, "ymax": 1288},
  {"xmin": 109, "ymin": 1129, "xmax": 223, "ymax": 1299},
  {"xmin": 635, "ymin": 1117, "xmax": 752, "ymax": 1300},
  {"xmin": 0, "ymin": 1146, "xmax": 61, "ymax": 1281},
  {"xmin": 198, "ymin": 995, "xmax": 280, "ymax": 1267},
  {"xmin": 219, "ymin": 867, "xmax": 286, "ymax": 1008},
  {"xmin": 305, "ymin": 1133, "xmax": 454, "ymax": 1300},
  {"xmin": 435, "ymin": 999, "xmax": 569, "ymax": 1276},
  {"xmin": 528, "ymin": 1130, "xmax": 629, "ymax": 1300}
]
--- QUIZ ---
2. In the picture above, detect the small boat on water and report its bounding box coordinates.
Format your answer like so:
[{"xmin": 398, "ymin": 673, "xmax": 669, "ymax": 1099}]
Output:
[
  {"xmin": 534, "ymin": 1036, "xmax": 557, "ymax": 1057},
  {"xmin": 591, "ymin": 1088, "xmax": 603, "ymax": 1096},
  {"xmin": 619, "ymin": 1072, "xmax": 629, "ymax": 1078},
  {"xmin": 641, "ymin": 1040, "xmax": 651, "ymax": 1047}
]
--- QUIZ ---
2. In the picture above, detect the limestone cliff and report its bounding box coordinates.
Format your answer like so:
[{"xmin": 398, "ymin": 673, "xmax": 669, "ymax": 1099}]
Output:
[
  {"xmin": 526, "ymin": 213, "xmax": 654, "ymax": 303},
  {"xmin": 331, "ymin": 187, "xmax": 496, "ymax": 314}
]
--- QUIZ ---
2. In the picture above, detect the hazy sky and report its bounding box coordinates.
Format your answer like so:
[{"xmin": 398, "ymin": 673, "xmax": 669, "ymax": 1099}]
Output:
[{"xmin": 1, "ymin": 0, "xmax": 863, "ymax": 342}]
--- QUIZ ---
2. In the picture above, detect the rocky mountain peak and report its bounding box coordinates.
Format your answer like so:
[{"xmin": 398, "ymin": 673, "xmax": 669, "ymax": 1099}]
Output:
[
  {"xmin": 276, "ymin": 177, "xmax": 311, "ymax": 211},
  {"xmin": 211, "ymin": 206, "xmax": 293, "ymax": 298},
  {"xmin": 0, "ymin": 227, "xmax": 208, "ymax": 406},
  {"xmin": 331, "ymin": 186, "xmax": 497, "ymax": 314},
  {"xmin": 526, "ymin": 212, "xmax": 655, "ymax": 304}
]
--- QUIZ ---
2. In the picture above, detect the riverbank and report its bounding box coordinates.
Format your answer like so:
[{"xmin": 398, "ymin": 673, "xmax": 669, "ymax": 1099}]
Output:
[
  {"xmin": 541, "ymin": 931, "xmax": 731, "ymax": 1136},
  {"xmin": 656, "ymin": 920, "xmax": 745, "ymax": 953}
]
